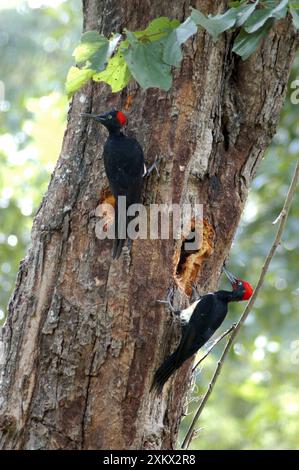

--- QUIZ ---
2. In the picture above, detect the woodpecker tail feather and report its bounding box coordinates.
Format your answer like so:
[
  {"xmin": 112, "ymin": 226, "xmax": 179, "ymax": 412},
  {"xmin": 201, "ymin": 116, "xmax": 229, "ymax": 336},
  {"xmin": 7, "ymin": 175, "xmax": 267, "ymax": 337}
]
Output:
[
  {"xmin": 151, "ymin": 351, "xmax": 179, "ymax": 393},
  {"xmin": 112, "ymin": 204, "xmax": 127, "ymax": 260},
  {"xmin": 112, "ymin": 238, "xmax": 126, "ymax": 260}
]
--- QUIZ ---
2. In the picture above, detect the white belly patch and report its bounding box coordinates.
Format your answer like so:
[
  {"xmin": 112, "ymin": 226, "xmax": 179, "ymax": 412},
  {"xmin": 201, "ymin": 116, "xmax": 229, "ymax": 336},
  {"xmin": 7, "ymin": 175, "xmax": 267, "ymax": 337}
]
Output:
[{"xmin": 180, "ymin": 300, "xmax": 200, "ymax": 324}]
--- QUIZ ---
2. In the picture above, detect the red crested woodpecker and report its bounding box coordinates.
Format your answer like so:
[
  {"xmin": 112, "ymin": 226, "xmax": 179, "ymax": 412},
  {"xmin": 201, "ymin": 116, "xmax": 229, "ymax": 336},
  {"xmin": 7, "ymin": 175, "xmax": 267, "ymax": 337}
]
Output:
[
  {"xmin": 82, "ymin": 109, "xmax": 158, "ymax": 259},
  {"xmin": 152, "ymin": 267, "xmax": 253, "ymax": 392}
]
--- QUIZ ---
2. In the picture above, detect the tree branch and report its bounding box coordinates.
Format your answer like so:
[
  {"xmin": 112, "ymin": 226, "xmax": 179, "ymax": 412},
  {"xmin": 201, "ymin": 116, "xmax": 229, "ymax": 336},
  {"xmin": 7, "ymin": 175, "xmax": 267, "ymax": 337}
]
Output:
[
  {"xmin": 192, "ymin": 324, "xmax": 236, "ymax": 372},
  {"xmin": 181, "ymin": 159, "xmax": 299, "ymax": 450}
]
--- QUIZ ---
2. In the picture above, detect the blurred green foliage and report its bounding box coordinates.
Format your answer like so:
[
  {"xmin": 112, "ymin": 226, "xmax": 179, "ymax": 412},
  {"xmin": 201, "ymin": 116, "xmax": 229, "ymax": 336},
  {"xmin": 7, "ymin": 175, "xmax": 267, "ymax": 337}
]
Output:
[
  {"xmin": 0, "ymin": 0, "xmax": 81, "ymax": 322},
  {"xmin": 0, "ymin": 0, "xmax": 298, "ymax": 450}
]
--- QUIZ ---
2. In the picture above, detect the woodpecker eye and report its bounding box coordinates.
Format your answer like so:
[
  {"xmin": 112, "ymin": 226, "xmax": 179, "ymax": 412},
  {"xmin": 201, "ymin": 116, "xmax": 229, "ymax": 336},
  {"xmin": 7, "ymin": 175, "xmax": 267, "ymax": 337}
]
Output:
[
  {"xmin": 238, "ymin": 281, "xmax": 243, "ymax": 287},
  {"xmin": 108, "ymin": 115, "xmax": 112, "ymax": 120}
]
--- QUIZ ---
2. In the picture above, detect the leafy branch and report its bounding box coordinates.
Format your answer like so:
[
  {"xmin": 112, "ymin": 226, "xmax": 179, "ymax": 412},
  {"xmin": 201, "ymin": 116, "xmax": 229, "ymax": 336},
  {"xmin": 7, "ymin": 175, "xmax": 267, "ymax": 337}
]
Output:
[
  {"xmin": 181, "ymin": 159, "xmax": 299, "ymax": 449},
  {"xmin": 66, "ymin": 1, "xmax": 298, "ymax": 97}
]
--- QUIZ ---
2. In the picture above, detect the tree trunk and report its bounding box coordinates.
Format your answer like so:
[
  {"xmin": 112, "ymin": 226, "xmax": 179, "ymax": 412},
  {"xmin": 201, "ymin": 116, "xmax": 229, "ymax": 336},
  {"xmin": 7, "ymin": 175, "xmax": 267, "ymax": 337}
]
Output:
[{"xmin": 0, "ymin": 0, "xmax": 298, "ymax": 450}]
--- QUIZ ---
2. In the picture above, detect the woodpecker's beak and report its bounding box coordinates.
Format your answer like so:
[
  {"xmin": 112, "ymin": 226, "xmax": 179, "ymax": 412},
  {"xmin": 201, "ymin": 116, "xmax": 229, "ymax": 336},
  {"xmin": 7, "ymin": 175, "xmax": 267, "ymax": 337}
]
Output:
[
  {"xmin": 81, "ymin": 113, "xmax": 106, "ymax": 122},
  {"xmin": 223, "ymin": 266, "xmax": 238, "ymax": 285}
]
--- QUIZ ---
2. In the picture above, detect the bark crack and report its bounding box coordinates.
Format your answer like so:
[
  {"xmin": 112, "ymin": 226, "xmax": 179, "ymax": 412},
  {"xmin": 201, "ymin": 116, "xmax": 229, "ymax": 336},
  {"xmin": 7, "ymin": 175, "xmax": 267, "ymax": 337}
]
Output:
[{"xmin": 81, "ymin": 345, "xmax": 97, "ymax": 449}]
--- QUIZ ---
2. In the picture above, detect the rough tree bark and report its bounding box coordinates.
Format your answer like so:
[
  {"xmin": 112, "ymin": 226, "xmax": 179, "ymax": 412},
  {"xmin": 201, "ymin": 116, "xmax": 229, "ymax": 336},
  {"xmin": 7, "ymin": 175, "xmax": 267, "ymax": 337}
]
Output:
[{"xmin": 0, "ymin": 0, "xmax": 298, "ymax": 450}]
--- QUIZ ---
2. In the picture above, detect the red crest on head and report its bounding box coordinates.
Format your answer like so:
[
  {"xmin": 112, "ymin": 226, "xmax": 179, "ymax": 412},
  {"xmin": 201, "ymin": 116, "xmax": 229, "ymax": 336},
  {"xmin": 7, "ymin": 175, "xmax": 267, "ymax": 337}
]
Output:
[
  {"xmin": 116, "ymin": 111, "xmax": 126, "ymax": 126},
  {"xmin": 241, "ymin": 280, "xmax": 253, "ymax": 301},
  {"xmin": 232, "ymin": 279, "xmax": 253, "ymax": 301}
]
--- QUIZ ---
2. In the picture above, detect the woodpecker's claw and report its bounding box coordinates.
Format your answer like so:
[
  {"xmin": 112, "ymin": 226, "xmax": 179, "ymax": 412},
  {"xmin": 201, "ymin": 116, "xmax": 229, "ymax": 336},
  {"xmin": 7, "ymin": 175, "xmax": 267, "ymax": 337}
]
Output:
[
  {"xmin": 144, "ymin": 156, "xmax": 161, "ymax": 178},
  {"xmin": 156, "ymin": 288, "xmax": 179, "ymax": 316},
  {"xmin": 156, "ymin": 298, "xmax": 176, "ymax": 313}
]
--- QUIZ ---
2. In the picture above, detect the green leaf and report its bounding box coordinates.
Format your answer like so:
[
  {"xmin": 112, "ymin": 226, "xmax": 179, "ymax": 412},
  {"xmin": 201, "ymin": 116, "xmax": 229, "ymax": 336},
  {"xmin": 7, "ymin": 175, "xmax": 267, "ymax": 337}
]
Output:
[
  {"xmin": 73, "ymin": 31, "xmax": 109, "ymax": 71},
  {"xmin": 290, "ymin": 6, "xmax": 299, "ymax": 29},
  {"xmin": 134, "ymin": 17, "xmax": 180, "ymax": 42},
  {"xmin": 124, "ymin": 39, "xmax": 172, "ymax": 91},
  {"xmin": 232, "ymin": 20, "xmax": 273, "ymax": 60},
  {"xmin": 244, "ymin": 0, "xmax": 288, "ymax": 33},
  {"xmin": 191, "ymin": 7, "xmax": 239, "ymax": 42},
  {"xmin": 235, "ymin": 1, "xmax": 259, "ymax": 27},
  {"xmin": 125, "ymin": 30, "xmax": 139, "ymax": 45},
  {"xmin": 163, "ymin": 17, "xmax": 197, "ymax": 66},
  {"xmin": 264, "ymin": 0, "xmax": 288, "ymax": 16},
  {"xmin": 65, "ymin": 66, "xmax": 94, "ymax": 97},
  {"xmin": 243, "ymin": 10, "xmax": 272, "ymax": 32},
  {"xmin": 93, "ymin": 49, "xmax": 132, "ymax": 93},
  {"xmin": 190, "ymin": 3, "xmax": 260, "ymax": 41}
]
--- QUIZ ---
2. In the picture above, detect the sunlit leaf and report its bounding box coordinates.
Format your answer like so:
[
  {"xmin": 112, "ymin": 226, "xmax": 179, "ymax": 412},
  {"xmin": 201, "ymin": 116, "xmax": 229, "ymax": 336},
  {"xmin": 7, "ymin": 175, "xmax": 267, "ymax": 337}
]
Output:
[
  {"xmin": 124, "ymin": 30, "xmax": 139, "ymax": 45},
  {"xmin": 134, "ymin": 17, "xmax": 180, "ymax": 41},
  {"xmin": 73, "ymin": 31, "xmax": 109, "ymax": 70},
  {"xmin": 65, "ymin": 66, "xmax": 94, "ymax": 97},
  {"xmin": 93, "ymin": 49, "xmax": 132, "ymax": 93}
]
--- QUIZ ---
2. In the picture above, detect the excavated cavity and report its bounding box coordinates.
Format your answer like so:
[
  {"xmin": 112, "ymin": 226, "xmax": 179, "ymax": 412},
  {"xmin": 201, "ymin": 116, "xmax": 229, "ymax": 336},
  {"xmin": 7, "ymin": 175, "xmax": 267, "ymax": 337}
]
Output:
[
  {"xmin": 99, "ymin": 187, "xmax": 116, "ymax": 208},
  {"xmin": 173, "ymin": 218, "xmax": 215, "ymax": 296},
  {"xmin": 95, "ymin": 187, "xmax": 116, "ymax": 232}
]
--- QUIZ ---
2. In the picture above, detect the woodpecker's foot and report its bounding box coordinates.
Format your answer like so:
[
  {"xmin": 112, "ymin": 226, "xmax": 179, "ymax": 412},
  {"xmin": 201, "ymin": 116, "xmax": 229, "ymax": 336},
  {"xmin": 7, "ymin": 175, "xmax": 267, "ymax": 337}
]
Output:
[
  {"xmin": 144, "ymin": 156, "xmax": 161, "ymax": 178},
  {"xmin": 191, "ymin": 285, "xmax": 201, "ymax": 302},
  {"xmin": 156, "ymin": 288, "xmax": 180, "ymax": 319}
]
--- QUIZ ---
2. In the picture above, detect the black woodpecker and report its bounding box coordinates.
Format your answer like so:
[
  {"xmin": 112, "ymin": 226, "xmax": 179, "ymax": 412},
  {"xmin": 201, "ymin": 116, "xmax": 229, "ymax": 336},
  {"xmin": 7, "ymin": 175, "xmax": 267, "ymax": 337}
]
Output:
[
  {"xmin": 152, "ymin": 267, "xmax": 253, "ymax": 392},
  {"xmin": 82, "ymin": 109, "xmax": 145, "ymax": 259}
]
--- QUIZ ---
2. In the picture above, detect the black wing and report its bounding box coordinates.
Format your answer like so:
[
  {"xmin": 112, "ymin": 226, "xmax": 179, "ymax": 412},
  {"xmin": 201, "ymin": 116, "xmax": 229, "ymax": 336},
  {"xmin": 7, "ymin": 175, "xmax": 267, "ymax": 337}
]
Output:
[
  {"xmin": 104, "ymin": 136, "xmax": 144, "ymax": 205},
  {"xmin": 103, "ymin": 136, "xmax": 144, "ymax": 259},
  {"xmin": 152, "ymin": 294, "xmax": 227, "ymax": 391},
  {"xmin": 174, "ymin": 295, "xmax": 217, "ymax": 367}
]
